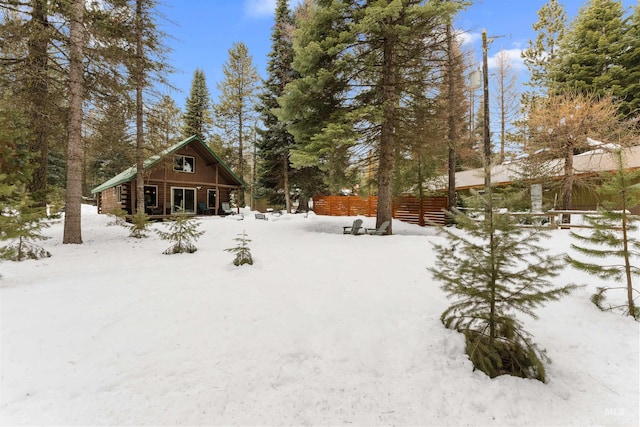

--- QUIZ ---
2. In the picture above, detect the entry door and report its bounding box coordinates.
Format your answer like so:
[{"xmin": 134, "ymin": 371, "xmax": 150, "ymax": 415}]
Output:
[{"xmin": 171, "ymin": 187, "xmax": 196, "ymax": 213}]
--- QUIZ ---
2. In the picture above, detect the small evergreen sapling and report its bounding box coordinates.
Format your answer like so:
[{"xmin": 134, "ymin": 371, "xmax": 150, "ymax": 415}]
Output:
[
  {"xmin": 565, "ymin": 149, "xmax": 640, "ymax": 319},
  {"xmin": 106, "ymin": 207, "xmax": 128, "ymax": 227},
  {"xmin": 225, "ymin": 230, "xmax": 253, "ymax": 266},
  {"xmin": 128, "ymin": 211, "xmax": 150, "ymax": 238},
  {"xmin": 156, "ymin": 213, "xmax": 204, "ymax": 254},
  {"xmin": 430, "ymin": 190, "xmax": 577, "ymax": 382},
  {"xmin": 0, "ymin": 190, "xmax": 51, "ymax": 261}
]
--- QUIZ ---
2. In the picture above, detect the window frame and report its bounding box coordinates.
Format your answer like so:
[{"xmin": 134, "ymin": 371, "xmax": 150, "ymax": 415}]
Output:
[
  {"xmin": 170, "ymin": 187, "xmax": 196, "ymax": 214},
  {"xmin": 173, "ymin": 154, "xmax": 195, "ymax": 173},
  {"xmin": 144, "ymin": 185, "xmax": 158, "ymax": 208}
]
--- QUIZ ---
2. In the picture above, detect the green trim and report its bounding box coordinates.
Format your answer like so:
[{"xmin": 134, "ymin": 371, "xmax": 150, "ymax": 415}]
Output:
[{"xmin": 91, "ymin": 135, "xmax": 245, "ymax": 194}]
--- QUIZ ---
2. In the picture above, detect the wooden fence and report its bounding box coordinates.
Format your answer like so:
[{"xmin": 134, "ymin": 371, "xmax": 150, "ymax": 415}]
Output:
[{"xmin": 312, "ymin": 195, "xmax": 449, "ymax": 226}]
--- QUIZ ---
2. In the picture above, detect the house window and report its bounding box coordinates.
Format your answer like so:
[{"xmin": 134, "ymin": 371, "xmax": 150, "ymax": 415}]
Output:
[
  {"xmin": 207, "ymin": 189, "xmax": 217, "ymax": 209},
  {"xmin": 174, "ymin": 155, "xmax": 195, "ymax": 173},
  {"xmin": 171, "ymin": 187, "xmax": 196, "ymax": 214},
  {"xmin": 144, "ymin": 185, "xmax": 158, "ymax": 207},
  {"xmin": 115, "ymin": 185, "xmax": 123, "ymax": 203}
]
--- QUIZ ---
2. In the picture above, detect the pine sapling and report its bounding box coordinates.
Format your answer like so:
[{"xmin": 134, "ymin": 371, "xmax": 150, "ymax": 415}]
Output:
[
  {"xmin": 107, "ymin": 207, "xmax": 128, "ymax": 227},
  {"xmin": 0, "ymin": 190, "xmax": 51, "ymax": 261},
  {"xmin": 128, "ymin": 211, "xmax": 150, "ymax": 238},
  {"xmin": 566, "ymin": 148, "xmax": 640, "ymax": 319},
  {"xmin": 156, "ymin": 213, "xmax": 204, "ymax": 254},
  {"xmin": 430, "ymin": 190, "xmax": 577, "ymax": 382},
  {"xmin": 225, "ymin": 230, "xmax": 253, "ymax": 266}
]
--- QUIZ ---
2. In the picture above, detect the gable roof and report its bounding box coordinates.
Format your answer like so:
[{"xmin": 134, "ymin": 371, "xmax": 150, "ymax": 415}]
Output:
[
  {"xmin": 91, "ymin": 135, "xmax": 245, "ymax": 194},
  {"xmin": 428, "ymin": 144, "xmax": 640, "ymax": 191}
]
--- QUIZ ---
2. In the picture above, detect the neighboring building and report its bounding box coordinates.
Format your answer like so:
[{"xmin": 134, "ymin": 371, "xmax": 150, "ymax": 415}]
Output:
[
  {"xmin": 91, "ymin": 135, "xmax": 244, "ymax": 216},
  {"xmin": 428, "ymin": 145, "xmax": 640, "ymax": 213}
]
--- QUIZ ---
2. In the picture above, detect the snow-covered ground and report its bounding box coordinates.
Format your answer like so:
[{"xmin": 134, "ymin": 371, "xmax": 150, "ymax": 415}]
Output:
[{"xmin": 1, "ymin": 205, "xmax": 638, "ymax": 426}]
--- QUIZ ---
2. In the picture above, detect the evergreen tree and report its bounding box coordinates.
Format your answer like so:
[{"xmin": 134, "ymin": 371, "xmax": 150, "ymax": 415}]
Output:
[
  {"xmin": 86, "ymin": 96, "xmax": 135, "ymax": 190},
  {"xmin": 0, "ymin": 189, "xmax": 51, "ymax": 261},
  {"xmin": 277, "ymin": 0, "xmax": 354, "ymax": 196},
  {"xmin": 63, "ymin": 0, "xmax": 85, "ymax": 244},
  {"xmin": 430, "ymin": 190, "xmax": 577, "ymax": 382},
  {"xmin": 256, "ymin": 0, "xmax": 296, "ymax": 212},
  {"xmin": 0, "ymin": 0, "xmax": 69, "ymax": 200},
  {"xmin": 182, "ymin": 69, "xmax": 212, "ymax": 141},
  {"xmin": 225, "ymin": 230, "xmax": 253, "ymax": 266},
  {"xmin": 0, "ymin": 106, "xmax": 51, "ymax": 261},
  {"xmin": 551, "ymin": 0, "xmax": 626, "ymax": 98},
  {"xmin": 280, "ymin": 0, "xmax": 464, "ymax": 234},
  {"xmin": 566, "ymin": 147, "xmax": 640, "ymax": 319},
  {"xmin": 522, "ymin": 0, "xmax": 567, "ymax": 95},
  {"xmin": 156, "ymin": 213, "xmax": 204, "ymax": 254},
  {"xmin": 128, "ymin": 211, "xmax": 150, "ymax": 238},
  {"xmin": 146, "ymin": 94, "xmax": 182, "ymax": 153},
  {"xmin": 214, "ymin": 42, "xmax": 261, "ymax": 207},
  {"xmin": 619, "ymin": 4, "xmax": 640, "ymax": 119}
]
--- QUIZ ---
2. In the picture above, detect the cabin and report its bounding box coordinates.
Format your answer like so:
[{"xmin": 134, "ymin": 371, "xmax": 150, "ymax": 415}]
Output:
[
  {"xmin": 91, "ymin": 135, "xmax": 244, "ymax": 217},
  {"xmin": 428, "ymin": 144, "xmax": 640, "ymax": 214}
]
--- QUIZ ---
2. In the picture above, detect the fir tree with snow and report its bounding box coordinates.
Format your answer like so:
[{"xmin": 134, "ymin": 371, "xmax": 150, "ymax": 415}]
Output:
[
  {"xmin": 430, "ymin": 190, "xmax": 577, "ymax": 382},
  {"xmin": 566, "ymin": 148, "xmax": 640, "ymax": 320},
  {"xmin": 156, "ymin": 213, "xmax": 204, "ymax": 254},
  {"xmin": 225, "ymin": 230, "xmax": 253, "ymax": 266}
]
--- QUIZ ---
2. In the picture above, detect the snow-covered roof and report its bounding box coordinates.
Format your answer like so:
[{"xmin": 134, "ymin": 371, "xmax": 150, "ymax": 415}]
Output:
[{"xmin": 430, "ymin": 144, "xmax": 640, "ymax": 191}]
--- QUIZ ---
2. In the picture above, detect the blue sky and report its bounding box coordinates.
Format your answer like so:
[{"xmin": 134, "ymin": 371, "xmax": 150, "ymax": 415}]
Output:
[{"xmin": 157, "ymin": 0, "xmax": 637, "ymax": 109}]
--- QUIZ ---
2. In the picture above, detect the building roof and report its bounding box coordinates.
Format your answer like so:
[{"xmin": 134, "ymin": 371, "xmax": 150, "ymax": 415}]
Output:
[
  {"xmin": 429, "ymin": 145, "xmax": 640, "ymax": 191},
  {"xmin": 91, "ymin": 135, "xmax": 245, "ymax": 194}
]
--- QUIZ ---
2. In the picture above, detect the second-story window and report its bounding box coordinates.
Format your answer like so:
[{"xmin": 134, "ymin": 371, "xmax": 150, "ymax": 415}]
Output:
[{"xmin": 174, "ymin": 155, "xmax": 195, "ymax": 173}]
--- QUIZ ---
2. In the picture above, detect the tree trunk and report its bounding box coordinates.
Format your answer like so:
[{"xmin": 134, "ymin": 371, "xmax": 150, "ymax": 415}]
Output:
[
  {"xmin": 298, "ymin": 196, "xmax": 309, "ymax": 212},
  {"xmin": 376, "ymin": 30, "xmax": 397, "ymax": 235},
  {"xmin": 135, "ymin": 0, "xmax": 145, "ymax": 215},
  {"xmin": 283, "ymin": 153, "xmax": 291, "ymax": 213},
  {"xmin": 63, "ymin": 0, "xmax": 84, "ymax": 244},
  {"xmin": 446, "ymin": 20, "xmax": 457, "ymax": 212},
  {"xmin": 617, "ymin": 154, "xmax": 635, "ymax": 317},
  {"xmin": 238, "ymin": 113, "xmax": 245, "ymax": 208},
  {"xmin": 561, "ymin": 142, "xmax": 573, "ymax": 223},
  {"xmin": 26, "ymin": 0, "xmax": 50, "ymax": 199}
]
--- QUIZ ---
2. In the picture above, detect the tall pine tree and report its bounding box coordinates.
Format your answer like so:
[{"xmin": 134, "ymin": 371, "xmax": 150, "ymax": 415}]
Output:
[
  {"xmin": 182, "ymin": 69, "xmax": 212, "ymax": 141},
  {"xmin": 551, "ymin": 0, "xmax": 626, "ymax": 98},
  {"xmin": 280, "ymin": 0, "xmax": 464, "ymax": 234},
  {"xmin": 256, "ymin": 0, "xmax": 297, "ymax": 212},
  {"xmin": 522, "ymin": 0, "xmax": 567, "ymax": 96},
  {"xmin": 214, "ymin": 42, "xmax": 260, "ymax": 207},
  {"xmin": 619, "ymin": 4, "xmax": 640, "ymax": 119}
]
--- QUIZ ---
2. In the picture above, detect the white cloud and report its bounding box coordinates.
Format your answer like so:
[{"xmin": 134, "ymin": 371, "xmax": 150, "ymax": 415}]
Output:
[
  {"xmin": 488, "ymin": 48, "xmax": 525, "ymax": 71},
  {"xmin": 244, "ymin": 0, "xmax": 276, "ymax": 18},
  {"xmin": 456, "ymin": 30, "xmax": 480, "ymax": 46},
  {"xmin": 243, "ymin": 0, "xmax": 303, "ymax": 18}
]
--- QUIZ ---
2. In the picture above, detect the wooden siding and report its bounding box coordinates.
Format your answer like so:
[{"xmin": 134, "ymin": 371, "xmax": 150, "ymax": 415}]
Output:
[
  {"xmin": 312, "ymin": 195, "xmax": 449, "ymax": 226},
  {"xmin": 96, "ymin": 140, "xmax": 242, "ymax": 216}
]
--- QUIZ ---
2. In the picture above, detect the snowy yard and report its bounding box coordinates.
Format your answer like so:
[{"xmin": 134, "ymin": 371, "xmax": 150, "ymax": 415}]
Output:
[{"xmin": 1, "ymin": 205, "xmax": 638, "ymax": 426}]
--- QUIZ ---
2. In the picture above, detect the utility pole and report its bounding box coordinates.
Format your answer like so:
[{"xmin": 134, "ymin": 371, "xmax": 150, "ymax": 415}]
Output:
[
  {"xmin": 482, "ymin": 29, "xmax": 491, "ymax": 192},
  {"xmin": 251, "ymin": 125, "xmax": 257, "ymax": 211}
]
